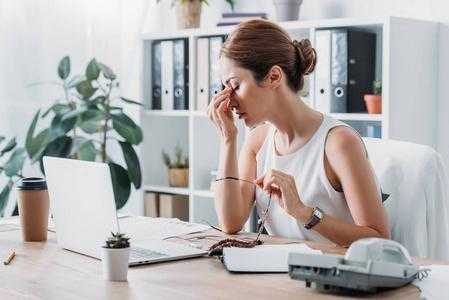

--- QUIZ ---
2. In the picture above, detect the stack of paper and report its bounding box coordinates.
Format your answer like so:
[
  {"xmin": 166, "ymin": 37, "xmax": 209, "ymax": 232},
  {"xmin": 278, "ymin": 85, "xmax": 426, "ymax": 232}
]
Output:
[
  {"xmin": 413, "ymin": 265, "xmax": 449, "ymax": 300},
  {"xmin": 118, "ymin": 216, "xmax": 210, "ymax": 241},
  {"xmin": 223, "ymin": 243, "xmax": 322, "ymax": 273}
]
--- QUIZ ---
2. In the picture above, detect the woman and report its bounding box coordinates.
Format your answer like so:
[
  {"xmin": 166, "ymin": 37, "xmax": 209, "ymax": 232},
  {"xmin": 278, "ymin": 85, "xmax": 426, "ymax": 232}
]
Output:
[{"xmin": 207, "ymin": 19, "xmax": 389, "ymax": 247}]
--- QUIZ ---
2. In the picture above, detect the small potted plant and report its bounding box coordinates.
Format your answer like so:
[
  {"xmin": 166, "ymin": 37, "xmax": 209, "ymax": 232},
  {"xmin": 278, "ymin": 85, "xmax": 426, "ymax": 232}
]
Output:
[
  {"xmin": 157, "ymin": 0, "xmax": 236, "ymax": 29},
  {"xmin": 102, "ymin": 232, "xmax": 131, "ymax": 282},
  {"xmin": 273, "ymin": 0, "xmax": 303, "ymax": 22},
  {"xmin": 364, "ymin": 80, "xmax": 382, "ymax": 114},
  {"xmin": 162, "ymin": 145, "xmax": 189, "ymax": 187}
]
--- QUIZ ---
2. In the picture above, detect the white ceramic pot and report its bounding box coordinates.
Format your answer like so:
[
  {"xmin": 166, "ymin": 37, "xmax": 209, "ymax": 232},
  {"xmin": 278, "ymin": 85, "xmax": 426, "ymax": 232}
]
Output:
[
  {"xmin": 102, "ymin": 247, "xmax": 130, "ymax": 281},
  {"xmin": 273, "ymin": 0, "xmax": 303, "ymax": 22}
]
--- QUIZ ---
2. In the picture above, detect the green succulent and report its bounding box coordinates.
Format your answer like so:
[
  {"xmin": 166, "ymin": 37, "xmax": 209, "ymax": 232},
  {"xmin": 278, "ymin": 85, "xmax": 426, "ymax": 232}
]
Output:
[
  {"xmin": 162, "ymin": 145, "xmax": 189, "ymax": 169},
  {"xmin": 104, "ymin": 232, "xmax": 130, "ymax": 249},
  {"xmin": 373, "ymin": 80, "xmax": 382, "ymax": 95}
]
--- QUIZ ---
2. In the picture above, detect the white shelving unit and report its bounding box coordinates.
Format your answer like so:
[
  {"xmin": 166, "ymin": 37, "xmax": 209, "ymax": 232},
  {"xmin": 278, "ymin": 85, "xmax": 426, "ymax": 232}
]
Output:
[{"xmin": 139, "ymin": 16, "xmax": 438, "ymax": 226}]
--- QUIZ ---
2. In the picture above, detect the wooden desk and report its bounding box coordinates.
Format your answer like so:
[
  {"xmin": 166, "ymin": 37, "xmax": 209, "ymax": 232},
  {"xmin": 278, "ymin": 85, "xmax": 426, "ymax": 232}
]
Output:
[{"xmin": 0, "ymin": 223, "xmax": 427, "ymax": 300}]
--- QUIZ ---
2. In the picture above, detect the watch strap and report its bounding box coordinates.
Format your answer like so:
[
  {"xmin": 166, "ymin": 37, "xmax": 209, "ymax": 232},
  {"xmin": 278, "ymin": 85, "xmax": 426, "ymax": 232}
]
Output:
[{"xmin": 304, "ymin": 207, "xmax": 323, "ymax": 230}]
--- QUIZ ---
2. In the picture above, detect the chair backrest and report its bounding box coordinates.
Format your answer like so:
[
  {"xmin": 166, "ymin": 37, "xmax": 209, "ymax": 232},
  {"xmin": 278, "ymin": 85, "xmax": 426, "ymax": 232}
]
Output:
[{"xmin": 362, "ymin": 137, "xmax": 449, "ymax": 260}]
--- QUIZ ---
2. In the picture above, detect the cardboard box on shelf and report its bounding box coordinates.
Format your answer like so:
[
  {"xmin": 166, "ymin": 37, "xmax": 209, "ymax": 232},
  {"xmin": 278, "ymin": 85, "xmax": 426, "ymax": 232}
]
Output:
[{"xmin": 159, "ymin": 194, "xmax": 189, "ymax": 222}]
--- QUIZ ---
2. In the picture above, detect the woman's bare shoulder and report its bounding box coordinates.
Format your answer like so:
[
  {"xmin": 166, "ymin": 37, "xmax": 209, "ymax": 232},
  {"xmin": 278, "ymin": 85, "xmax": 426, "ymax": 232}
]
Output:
[{"xmin": 244, "ymin": 123, "xmax": 271, "ymax": 156}]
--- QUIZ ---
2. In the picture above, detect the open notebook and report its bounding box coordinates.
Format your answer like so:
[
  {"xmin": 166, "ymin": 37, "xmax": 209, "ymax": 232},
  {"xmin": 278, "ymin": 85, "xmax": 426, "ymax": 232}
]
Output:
[{"xmin": 223, "ymin": 243, "xmax": 322, "ymax": 273}]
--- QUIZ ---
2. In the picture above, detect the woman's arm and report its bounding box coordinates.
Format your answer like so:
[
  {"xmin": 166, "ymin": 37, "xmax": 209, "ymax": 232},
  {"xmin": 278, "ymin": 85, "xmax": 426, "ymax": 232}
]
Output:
[
  {"xmin": 208, "ymin": 87, "xmax": 268, "ymax": 233},
  {"xmin": 311, "ymin": 126, "xmax": 390, "ymax": 246}
]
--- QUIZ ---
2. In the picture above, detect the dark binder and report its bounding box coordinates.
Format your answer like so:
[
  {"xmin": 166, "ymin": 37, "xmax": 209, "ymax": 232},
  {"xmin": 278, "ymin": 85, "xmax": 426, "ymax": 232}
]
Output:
[
  {"xmin": 346, "ymin": 30, "xmax": 375, "ymax": 113},
  {"xmin": 173, "ymin": 38, "xmax": 189, "ymax": 110},
  {"xmin": 151, "ymin": 41, "xmax": 162, "ymax": 110},
  {"xmin": 209, "ymin": 36, "xmax": 225, "ymax": 100},
  {"xmin": 331, "ymin": 29, "xmax": 376, "ymax": 113}
]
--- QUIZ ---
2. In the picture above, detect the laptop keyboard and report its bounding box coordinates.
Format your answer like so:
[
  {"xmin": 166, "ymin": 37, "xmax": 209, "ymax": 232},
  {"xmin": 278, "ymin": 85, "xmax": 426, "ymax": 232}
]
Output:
[{"xmin": 130, "ymin": 247, "xmax": 168, "ymax": 261}]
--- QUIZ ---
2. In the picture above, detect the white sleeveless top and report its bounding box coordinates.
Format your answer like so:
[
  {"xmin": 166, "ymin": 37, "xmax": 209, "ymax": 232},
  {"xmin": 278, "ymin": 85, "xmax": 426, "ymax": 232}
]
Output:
[{"xmin": 255, "ymin": 114, "xmax": 359, "ymax": 243}]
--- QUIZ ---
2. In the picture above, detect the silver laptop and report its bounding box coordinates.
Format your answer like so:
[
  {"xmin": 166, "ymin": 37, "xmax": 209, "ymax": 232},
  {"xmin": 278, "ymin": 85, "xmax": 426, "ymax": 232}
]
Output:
[{"xmin": 43, "ymin": 156, "xmax": 207, "ymax": 266}]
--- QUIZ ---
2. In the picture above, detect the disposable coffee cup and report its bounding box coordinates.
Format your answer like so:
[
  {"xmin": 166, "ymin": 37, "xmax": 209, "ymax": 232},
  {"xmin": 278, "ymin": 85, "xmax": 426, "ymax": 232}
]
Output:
[{"xmin": 16, "ymin": 177, "xmax": 49, "ymax": 242}]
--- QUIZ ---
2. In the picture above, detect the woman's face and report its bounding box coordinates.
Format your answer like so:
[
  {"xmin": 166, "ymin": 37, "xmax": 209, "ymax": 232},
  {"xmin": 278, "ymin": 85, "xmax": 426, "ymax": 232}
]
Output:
[{"xmin": 219, "ymin": 56, "xmax": 271, "ymax": 128}]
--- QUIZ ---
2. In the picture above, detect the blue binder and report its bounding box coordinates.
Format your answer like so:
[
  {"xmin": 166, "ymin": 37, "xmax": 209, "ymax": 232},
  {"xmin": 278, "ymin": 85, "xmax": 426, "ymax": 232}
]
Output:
[
  {"xmin": 173, "ymin": 38, "xmax": 189, "ymax": 110},
  {"xmin": 151, "ymin": 41, "xmax": 162, "ymax": 110}
]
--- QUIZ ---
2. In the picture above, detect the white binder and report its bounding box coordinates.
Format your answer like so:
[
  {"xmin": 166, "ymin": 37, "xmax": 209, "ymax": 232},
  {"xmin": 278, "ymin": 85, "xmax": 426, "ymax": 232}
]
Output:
[
  {"xmin": 209, "ymin": 36, "xmax": 224, "ymax": 100},
  {"xmin": 161, "ymin": 40, "xmax": 174, "ymax": 110},
  {"xmin": 196, "ymin": 37, "xmax": 210, "ymax": 111},
  {"xmin": 314, "ymin": 30, "xmax": 332, "ymax": 113}
]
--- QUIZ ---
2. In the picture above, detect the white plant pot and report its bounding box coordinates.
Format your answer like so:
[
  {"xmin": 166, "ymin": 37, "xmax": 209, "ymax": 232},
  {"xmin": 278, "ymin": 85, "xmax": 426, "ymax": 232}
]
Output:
[
  {"xmin": 102, "ymin": 247, "xmax": 130, "ymax": 282},
  {"xmin": 273, "ymin": 0, "xmax": 303, "ymax": 22}
]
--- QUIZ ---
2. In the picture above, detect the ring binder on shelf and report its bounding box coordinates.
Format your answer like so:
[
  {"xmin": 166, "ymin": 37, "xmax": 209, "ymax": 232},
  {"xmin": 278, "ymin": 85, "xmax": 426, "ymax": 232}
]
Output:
[
  {"xmin": 196, "ymin": 37, "xmax": 210, "ymax": 111},
  {"xmin": 161, "ymin": 40, "xmax": 174, "ymax": 110},
  {"xmin": 173, "ymin": 39, "xmax": 189, "ymax": 110},
  {"xmin": 209, "ymin": 36, "xmax": 225, "ymax": 101},
  {"xmin": 151, "ymin": 41, "xmax": 162, "ymax": 110}
]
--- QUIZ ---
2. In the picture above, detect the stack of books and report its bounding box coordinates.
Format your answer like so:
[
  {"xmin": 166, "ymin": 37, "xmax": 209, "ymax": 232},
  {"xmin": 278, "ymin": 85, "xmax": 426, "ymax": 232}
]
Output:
[{"xmin": 217, "ymin": 12, "xmax": 267, "ymax": 27}]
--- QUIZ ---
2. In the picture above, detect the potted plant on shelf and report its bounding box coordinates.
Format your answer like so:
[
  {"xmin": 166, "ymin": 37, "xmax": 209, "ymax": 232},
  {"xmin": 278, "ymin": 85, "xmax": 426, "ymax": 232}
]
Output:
[
  {"xmin": 157, "ymin": 0, "xmax": 236, "ymax": 29},
  {"xmin": 273, "ymin": 0, "xmax": 303, "ymax": 22},
  {"xmin": 102, "ymin": 232, "xmax": 131, "ymax": 281},
  {"xmin": 364, "ymin": 80, "xmax": 382, "ymax": 114},
  {"xmin": 162, "ymin": 145, "xmax": 189, "ymax": 187}
]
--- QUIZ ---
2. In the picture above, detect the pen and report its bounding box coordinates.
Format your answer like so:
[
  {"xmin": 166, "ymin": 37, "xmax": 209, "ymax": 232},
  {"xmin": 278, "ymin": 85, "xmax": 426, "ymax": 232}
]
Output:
[{"xmin": 3, "ymin": 251, "xmax": 15, "ymax": 265}]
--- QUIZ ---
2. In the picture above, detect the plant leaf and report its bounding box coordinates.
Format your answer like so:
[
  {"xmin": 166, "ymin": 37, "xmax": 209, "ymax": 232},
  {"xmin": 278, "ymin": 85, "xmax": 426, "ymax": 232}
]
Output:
[
  {"xmin": 86, "ymin": 58, "xmax": 101, "ymax": 81},
  {"xmin": 76, "ymin": 80, "xmax": 97, "ymax": 99},
  {"xmin": 111, "ymin": 112, "xmax": 142, "ymax": 145},
  {"xmin": 108, "ymin": 162, "xmax": 131, "ymax": 210},
  {"xmin": 1, "ymin": 137, "xmax": 17, "ymax": 156},
  {"xmin": 120, "ymin": 97, "xmax": 143, "ymax": 106},
  {"xmin": 49, "ymin": 115, "xmax": 76, "ymax": 140},
  {"xmin": 29, "ymin": 129, "xmax": 51, "ymax": 162},
  {"xmin": 39, "ymin": 136, "xmax": 73, "ymax": 173},
  {"xmin": 118, "ymin": 141, "xmax": 142, "ymax": 189},
  {"xmin": 78, "ymin": 109, "xmax": 104, "ymax": 134},
  {"xmin": 77, "ymin": 140, "xmax": 97, "ymax": 161},
  {"xmin": 61, "ymin": 107, "xmax": 88, "ymax": 121},
  {"xmin": 0, "ymin": 181, "xmax": 13, "ymax": 217},
  {"xmin": 66, "ymin": 74, "xmax": 86, "ymax": 88},
  {"xmin": 98, "ymin": 62, "xmax": 116, "ymax": 81},
  {"xmin": 26, "ymin": 110, "xmax": 40, "ymax": 155},
  {"xmin": 42, "ymin": 103, "xmax": 70, "ymax": 118},
  {"xmin": 4, "ymin": 148, "xmax": 26, "ymax": 177},
  {"xmin": 58, "ymin": 56, "xmax": 70, "ymax": 80}
]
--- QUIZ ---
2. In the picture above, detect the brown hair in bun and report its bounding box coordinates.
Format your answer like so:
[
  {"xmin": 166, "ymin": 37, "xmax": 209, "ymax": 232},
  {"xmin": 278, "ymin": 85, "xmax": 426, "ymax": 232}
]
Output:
[{"xmin": 221, "ymin": 19, "xmax": 317, "ymax": 93}]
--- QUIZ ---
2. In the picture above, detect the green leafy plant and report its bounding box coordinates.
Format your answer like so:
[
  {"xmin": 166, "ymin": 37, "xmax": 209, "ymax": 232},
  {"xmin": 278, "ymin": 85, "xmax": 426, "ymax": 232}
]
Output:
[
  {"xmin": 162, "ymin": 145, "xmax": 189, "ymax": 169},
  {"xmin": 0, "ymin": 56, "xmax": 143, "ymax": 216},
  {"xmin": 0, "ymin": 137, "xmax": 26, "ymax": 216},
  {"xmin": 373, "ymin": 80, "xmax": 382, "ymax": 96},
  {"xmin": 103, "ymin": 232, "xmax": 130, "ymax": 249},
  {"xmin": 157, "ymin": 0, "xmax": 236, "ymax": 11}
]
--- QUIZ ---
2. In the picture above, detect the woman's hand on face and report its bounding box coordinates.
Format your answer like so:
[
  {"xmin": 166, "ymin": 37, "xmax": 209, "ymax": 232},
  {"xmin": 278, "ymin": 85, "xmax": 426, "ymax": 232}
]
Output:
[
  {"xmin": 207, "ymin": 87, "xmax": 238, "ymax": 143},
  {"xmin": 254, "ymin": 169, "xmax": 306, "ymax": 219}
]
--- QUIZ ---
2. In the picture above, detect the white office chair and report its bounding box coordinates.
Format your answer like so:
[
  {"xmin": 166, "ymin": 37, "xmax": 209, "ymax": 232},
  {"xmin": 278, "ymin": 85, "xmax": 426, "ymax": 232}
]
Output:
[{"xmin": 363, "ymin": 137, "xmax": 449, "ymax": 261}]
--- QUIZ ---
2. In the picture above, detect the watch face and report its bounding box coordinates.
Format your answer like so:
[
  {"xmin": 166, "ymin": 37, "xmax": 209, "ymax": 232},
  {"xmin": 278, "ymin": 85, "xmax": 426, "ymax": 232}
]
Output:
[{"xmin": 314, "ymin": 209, "xmax": 323, "ymax": 219}]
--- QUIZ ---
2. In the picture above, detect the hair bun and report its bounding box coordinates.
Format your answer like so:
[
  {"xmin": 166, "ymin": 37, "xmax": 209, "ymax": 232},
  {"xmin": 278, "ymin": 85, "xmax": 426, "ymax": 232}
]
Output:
[{"xmin": 293, "ymin": 39, "xmax": 317, "ymax": 76}]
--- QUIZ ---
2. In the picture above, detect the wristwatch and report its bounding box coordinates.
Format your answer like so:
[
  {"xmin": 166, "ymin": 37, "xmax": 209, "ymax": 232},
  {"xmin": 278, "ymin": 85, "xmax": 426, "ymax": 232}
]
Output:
[{"xmin": 304, "ymin": 207, "xmax": 324, "ymax": 230}]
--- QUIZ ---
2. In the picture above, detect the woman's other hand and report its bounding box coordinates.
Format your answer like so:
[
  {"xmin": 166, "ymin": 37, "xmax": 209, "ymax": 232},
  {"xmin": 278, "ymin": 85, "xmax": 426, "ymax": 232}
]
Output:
[
  {"xmin": 254, "ymin": 169, "xmax": 308, "ymax": 220},
  {"xmin": 207, "ymin": 87, "xmax": 238, "ymax": 143}
]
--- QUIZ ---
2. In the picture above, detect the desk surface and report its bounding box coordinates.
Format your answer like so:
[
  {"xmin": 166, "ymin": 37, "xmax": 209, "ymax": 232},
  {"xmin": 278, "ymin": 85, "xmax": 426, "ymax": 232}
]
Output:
[{"xmin": 0, "ymin": 222, "xmax": 430, "ymax": 300}]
